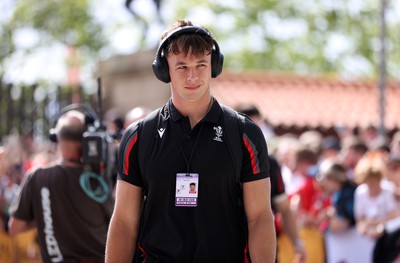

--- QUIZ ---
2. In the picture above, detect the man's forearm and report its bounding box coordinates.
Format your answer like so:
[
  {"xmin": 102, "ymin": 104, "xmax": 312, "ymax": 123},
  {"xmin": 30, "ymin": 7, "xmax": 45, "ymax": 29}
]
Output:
[
  {"xmin": 248, "ymin": 213, "xmax": 276, "ymax": 263},
  {"xmin": 280, "ymin": 207, "xmax": 301, "ymax": 246},
  {"xmin": 105, "ymin": 217, "xmax": 137, "ymax": 263}
]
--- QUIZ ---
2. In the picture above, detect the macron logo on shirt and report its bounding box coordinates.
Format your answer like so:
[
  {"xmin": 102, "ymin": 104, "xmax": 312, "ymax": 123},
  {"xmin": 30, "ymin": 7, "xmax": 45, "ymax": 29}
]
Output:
[{"xmin": 158, "ymin": 128, "xmax": 166, "ymax": 138}]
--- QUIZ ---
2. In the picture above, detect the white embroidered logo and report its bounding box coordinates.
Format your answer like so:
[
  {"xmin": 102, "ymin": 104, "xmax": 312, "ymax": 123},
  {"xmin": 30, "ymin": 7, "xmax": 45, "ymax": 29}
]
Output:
[
  {"xmin": 213, "ymin": 126, "xmax": 223, "ymax": 142},
  {"xmin": 158, "ymin": 128, "xmax": 166, "ymax": 138}
]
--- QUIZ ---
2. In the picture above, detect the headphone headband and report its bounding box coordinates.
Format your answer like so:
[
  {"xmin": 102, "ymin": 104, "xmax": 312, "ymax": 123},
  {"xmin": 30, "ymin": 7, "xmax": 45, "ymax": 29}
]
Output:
[
  {"xmin": 58, "ymin": 104, "xmax": 98, "ymax": 121},
  {"xmin": 152, "ymin": 26, "xmax": 224, "ymax": 83},
  {"xmin": 156, "ymin": 26, "xmax": 217, "ymax": 55},
  {"xmin": 49, "ymin": 104, "xmax": 98, "ymax": 143}
]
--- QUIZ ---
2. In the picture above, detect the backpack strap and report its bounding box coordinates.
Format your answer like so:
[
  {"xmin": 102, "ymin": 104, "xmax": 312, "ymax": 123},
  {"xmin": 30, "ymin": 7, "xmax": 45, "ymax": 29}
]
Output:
[
  {"xmin": 137, "ymin": 108, "xmax": 162, "ymax": 180},
  {"xmin": 221, "ymin": 105, "xmax": 246, "ymax": 184},
  {"xmin": 132, "ymin": 108, "xmax": 162, "ymax": 262}
]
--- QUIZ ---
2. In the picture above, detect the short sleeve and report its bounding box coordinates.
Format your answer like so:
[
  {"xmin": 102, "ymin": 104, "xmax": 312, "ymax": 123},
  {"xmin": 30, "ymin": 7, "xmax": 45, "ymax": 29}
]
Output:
[
  {"xmin": 9, "ymin": 171, "xmax": 35, "ymax": 220},
  {"xmin": 269, "ymin": 157, "xmax": 286, "ymax": 200},
  {"xmin": 241, "ymin": 118, "xmax": 270, "ymax": 183},
  {"xmin": 116, "ymin": 121, "xmax": 144, "ymax": 187}
]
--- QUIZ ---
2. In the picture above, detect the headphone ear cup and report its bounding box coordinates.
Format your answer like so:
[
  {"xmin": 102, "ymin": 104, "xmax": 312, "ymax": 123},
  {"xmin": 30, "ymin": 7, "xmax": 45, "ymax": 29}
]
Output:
[
  {"xmin": 211, "ymin": 50, "xmax": 224, "ymax": 78},
  {"xmin": 84, "ymin": 115, "xmax": 95, "ymax": 126},
  {"xmin": 152, "ymin": 56, "xmax": 171, "ymax": 83},
  {"xmin": 49, "ymin": 128, "xmax": 58, "ymax": 143}
]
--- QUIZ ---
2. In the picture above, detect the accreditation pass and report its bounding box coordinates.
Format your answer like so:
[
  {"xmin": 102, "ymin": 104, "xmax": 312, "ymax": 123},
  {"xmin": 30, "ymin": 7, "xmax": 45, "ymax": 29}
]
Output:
[{"xmin": 175, "ymin": 173, "xmax": 199, "ymax": 207}]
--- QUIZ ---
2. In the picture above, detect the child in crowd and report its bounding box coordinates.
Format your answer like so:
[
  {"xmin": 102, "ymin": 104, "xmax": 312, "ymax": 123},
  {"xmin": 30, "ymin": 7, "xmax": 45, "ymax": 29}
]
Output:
[
  {"xmin": 317, "ymin": 159, "xmax": 357, "ymax": 233},
  {"xmin": 354, "ymin": 152, "xmax": 398, "ymax": 262},
  {"xmin": 316, "ymin": 159, "xmax": 364, "ymax": 263}
]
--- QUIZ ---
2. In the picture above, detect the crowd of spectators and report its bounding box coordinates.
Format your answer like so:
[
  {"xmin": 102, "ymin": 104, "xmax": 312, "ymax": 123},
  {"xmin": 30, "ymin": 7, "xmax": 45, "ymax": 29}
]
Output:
[{"xmin": 269, "ymin": 125, "xmax": 400, "ymax": 263}]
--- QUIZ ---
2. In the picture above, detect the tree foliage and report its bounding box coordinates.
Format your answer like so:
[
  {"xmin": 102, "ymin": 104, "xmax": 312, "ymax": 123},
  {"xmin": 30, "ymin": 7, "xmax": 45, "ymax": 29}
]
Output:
[
  {"xmin": 2, "ymin": 0, "xmax": 399, "ymax": 81},
  {"xmin": 171, "ymin": 0, "xmax": 400, "ymax": 78},
  {"xmin": 9, "ymin": 0, "xmax": 106, "ymax": 52},
  {"xmin": 0, "ymin": 0, "xmax": 107, "ymax": 83}
]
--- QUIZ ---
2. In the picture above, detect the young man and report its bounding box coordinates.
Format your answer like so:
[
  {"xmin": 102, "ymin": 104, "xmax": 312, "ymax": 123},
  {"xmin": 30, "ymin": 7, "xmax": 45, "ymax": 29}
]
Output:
[
  {"xmin": 105, "ymin": 19, "xmax": 276, "ymax": 262},
  {"xmin": 8, "ymin": 109, "xmax": 114, "ymax": 263}
]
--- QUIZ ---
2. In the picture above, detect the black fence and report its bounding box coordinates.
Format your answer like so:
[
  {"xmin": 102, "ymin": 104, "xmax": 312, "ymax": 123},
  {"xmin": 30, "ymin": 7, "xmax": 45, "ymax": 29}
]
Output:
[{"xmin": 0, "ymin": 83, "xmax": 96, "ymax": 143}]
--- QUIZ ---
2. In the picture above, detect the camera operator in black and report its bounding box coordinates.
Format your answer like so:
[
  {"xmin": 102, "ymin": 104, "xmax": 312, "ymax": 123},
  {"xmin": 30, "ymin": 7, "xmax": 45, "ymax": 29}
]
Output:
[
  {"xmin": 8, "ymin": 109, "xmax": 114, "ymax": 263},
  {"xmin": 105, "ymin": 19, "xmax": 276, "ymax": 263}
]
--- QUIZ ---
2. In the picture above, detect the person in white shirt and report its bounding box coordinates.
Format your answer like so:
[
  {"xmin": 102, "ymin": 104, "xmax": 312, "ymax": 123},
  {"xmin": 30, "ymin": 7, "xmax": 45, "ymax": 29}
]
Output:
[{"xmin": 354, "ymin": 152, "xmax": 398, "ymax": 263}]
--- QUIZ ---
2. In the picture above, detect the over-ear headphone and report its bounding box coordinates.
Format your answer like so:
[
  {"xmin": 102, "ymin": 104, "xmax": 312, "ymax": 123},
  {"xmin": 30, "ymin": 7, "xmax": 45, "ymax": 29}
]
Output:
[
  {"xmin": 49, "ymin": 104, "xmax": 98, "ymax": 143},
  {"xmin": 152, "ymin": 26, "xmax": 224, "ymax": 83}
]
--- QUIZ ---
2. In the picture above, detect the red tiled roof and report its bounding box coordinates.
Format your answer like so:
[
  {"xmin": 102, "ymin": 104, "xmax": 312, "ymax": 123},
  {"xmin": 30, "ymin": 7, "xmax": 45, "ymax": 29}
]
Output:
[{"xmin": 211, "ymin": 71, "xmax": 400, "ymax": 130}]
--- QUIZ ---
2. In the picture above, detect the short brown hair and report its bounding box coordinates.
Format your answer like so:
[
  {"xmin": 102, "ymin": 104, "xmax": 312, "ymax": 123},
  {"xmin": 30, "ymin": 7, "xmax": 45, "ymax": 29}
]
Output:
[
  {"xmin": 294, "ymin": 147, "xmax": 318, "ymax": 165},
  {"xmin": 317, "ymin": 159, "xmax": 348, "ymax": 183},
  {"xmin": 160, "ymin": 19, "xmax": 214, "ymax": 59}
]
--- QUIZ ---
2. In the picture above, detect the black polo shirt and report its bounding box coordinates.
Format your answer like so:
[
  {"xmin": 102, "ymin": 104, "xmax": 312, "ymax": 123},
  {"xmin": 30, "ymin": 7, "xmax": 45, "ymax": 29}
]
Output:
[{"xmin": 117, "ymin": 99, "xmax": 270, "ymax": 263}]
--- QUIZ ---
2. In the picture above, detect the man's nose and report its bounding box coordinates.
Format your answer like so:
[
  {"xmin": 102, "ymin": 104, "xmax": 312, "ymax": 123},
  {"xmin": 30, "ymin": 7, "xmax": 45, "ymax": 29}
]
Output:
[{"xmin": 187, "ymin": 68, "xmax": 198, "ymax": 81}]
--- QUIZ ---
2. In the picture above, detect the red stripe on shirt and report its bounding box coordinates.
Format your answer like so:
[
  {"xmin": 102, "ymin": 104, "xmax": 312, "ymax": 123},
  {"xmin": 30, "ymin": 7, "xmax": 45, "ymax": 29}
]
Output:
[
  {"xmin": 243, "ymin": 243, "xmax": 249, "ymax": 263},
  {"xmin": 138, "ymin": 242, "xmax": 147, "ymax": 262},
  {"xmin": 123, "ymin": 133, "xmax": 138, "ymax": 175},
  {"xmin": 243, "ymin": 135, "xmax": 259, "ymax": 174}
]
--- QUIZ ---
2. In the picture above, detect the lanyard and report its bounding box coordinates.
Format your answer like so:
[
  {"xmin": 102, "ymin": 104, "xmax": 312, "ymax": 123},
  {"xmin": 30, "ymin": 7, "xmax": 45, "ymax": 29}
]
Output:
[{"xmin": 169, "ymin": 99, "xmax": 213, "ymax": 174}]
